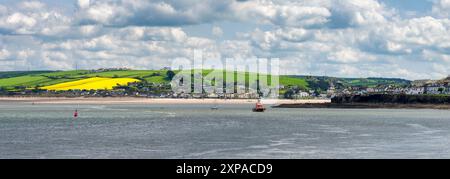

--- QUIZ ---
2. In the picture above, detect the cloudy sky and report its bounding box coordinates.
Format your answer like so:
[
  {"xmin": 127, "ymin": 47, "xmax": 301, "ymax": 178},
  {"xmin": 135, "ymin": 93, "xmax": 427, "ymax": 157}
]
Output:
[{"xmin": 1, "ymin": 0, "xmax": 450, "ymax": 79}]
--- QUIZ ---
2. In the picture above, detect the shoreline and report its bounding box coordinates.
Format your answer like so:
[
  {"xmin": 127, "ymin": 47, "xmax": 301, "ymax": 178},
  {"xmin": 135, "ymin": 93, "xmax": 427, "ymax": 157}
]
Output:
[
  {"xmin": 273, "ymin": 103, "xmax": 450, "ymax": 110},
  {"xmin": 0, "ymin": 97, "xmax": 330, "ymax": 105},
  {"xmin": 1, "ymin": 97, "xmax": 447, "ymax": 109}
]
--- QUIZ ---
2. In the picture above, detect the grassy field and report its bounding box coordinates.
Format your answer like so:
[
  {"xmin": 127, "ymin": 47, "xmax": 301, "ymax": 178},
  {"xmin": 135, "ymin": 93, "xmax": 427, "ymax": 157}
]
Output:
[
  {"xmin": 187, "ymin": 69, "xmax": 309, "ymax": 89},
  {"xmin": 339, "ymin": 77, "xmax": 410, "ymax": 88},
  {"xmin": 0, "ymin": 71, "xmax": 53, "ymax": 79},
  {"xmin": 0, "ymin": 70, "xmax": 165, "ymax": 89},
  {"xmin": 0, "ymin": 69, "xmax": 408, "ymax": 91},
  {"xmin": 0, "ymin": 75, "xmax": 49, "ymax": 88}
]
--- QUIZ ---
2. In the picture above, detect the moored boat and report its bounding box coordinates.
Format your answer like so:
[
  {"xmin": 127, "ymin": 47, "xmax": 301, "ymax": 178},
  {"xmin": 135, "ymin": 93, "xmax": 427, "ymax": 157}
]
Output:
[{"xmin": 252, "ymin": 100, "xmax": 266, "ymax": 112}]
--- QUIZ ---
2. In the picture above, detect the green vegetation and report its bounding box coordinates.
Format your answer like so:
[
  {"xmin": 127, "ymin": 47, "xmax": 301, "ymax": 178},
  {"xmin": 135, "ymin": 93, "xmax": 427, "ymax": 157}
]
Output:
[
  {"xmin": 289, "ymin": 75, "xmax": 411, "ymax": 92},
  {"xmin": 0, "ymin": 71, "xmax": 53, "ymax": 79},
  {"xmin": 166, "ymin": 70, "xmax": 176, "ymax": 81},
  {"xmin": 0, "ymin": 70, "xmax": 168, "ymax": 89},
  {"xmin": 339, "ymin": 77, "xmax": 410, "ymax": 88},
  {"xmin": 0, "ymin": 69, "xmax": 410, "ymax": 92},
  {"xmin": 280, "ymin": 76, "xmax": 309, "ymax": 90},
  {"xmin": 0, "ymin": 75, "xmax": 49, "ymax": 88}
]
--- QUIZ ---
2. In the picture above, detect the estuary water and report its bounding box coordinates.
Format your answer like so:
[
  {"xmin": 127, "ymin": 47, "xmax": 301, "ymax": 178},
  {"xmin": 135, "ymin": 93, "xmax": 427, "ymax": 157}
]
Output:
[{"xmin": 1, "ymin": 102, "xmax": 450, "ymax": 158}]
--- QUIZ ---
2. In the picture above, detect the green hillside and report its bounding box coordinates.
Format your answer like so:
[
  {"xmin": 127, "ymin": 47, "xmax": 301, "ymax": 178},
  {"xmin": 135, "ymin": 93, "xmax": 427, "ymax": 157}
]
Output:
[
  {"xmin": 292, "ymin": 76, "xmax": 411, "ymax": 92},
  {"xmin": 0, "ymin": 69, "xmax": 306, "ymax": 89},
  {"xmin": 340, "ymin": 77, "xmax": 410, "ymax": 87},
  {"xmin": 0, "ymin": 71, "xmax": 53, "ymax": 79},
  {"xmin": 0, "ymin": 70, "xmax": 409, "ymax": 91},
  {"xmin": 0, "ymin": 70, "xmax": 167, "ymax": 89}
]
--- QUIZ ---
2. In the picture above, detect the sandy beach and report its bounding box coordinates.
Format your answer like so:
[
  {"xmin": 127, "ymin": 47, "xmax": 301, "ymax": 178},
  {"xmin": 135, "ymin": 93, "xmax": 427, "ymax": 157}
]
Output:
[{"xmin": 0, "ymin": 97, "xmax": 330, "ymax": 105}]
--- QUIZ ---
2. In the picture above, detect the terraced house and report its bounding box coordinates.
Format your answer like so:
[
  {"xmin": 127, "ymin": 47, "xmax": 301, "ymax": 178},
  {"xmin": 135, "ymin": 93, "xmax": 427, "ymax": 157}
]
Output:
[{"xmin": 414, "ymin": 76, "xmax": 450, "ymax": 95}]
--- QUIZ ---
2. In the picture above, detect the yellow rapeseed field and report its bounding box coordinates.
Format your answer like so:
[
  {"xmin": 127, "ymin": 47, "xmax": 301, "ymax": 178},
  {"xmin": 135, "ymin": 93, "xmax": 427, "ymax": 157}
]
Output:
[{"xmin": 41, "ymin": 77, "xmax": 140, "ymax": 91}]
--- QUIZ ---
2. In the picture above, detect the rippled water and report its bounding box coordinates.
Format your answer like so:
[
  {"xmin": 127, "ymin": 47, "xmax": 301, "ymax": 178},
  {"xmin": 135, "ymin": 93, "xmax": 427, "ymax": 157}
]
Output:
[{"xmin": 1, "ymin": 102, "xmax": 450, "ymax": 158}]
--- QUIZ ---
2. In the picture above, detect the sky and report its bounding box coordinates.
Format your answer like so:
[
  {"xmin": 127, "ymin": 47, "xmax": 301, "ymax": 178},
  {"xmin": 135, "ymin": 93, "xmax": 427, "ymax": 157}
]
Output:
[{"xmin": 1, "ymin": 0, "xmax": 450, "ymax": 80}]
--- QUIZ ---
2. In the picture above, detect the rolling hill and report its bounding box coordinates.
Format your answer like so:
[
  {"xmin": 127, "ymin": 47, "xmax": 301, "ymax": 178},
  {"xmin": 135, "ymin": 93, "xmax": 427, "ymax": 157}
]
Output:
[{"xmin": 0, "ymin": 69, "xmax": 410, "ymax": 91}]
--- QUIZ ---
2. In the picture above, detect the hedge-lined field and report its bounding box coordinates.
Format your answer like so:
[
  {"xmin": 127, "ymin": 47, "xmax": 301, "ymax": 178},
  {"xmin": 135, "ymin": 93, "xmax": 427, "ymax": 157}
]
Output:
[{"xmin": 0, "ymin": 70, "xmax": 310, "ymax": 90}]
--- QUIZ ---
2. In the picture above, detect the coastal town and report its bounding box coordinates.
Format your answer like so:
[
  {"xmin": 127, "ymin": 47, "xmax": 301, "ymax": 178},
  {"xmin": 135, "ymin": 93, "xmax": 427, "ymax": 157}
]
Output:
[
  {"xmin": 1, "ymin": 68, "xmax": 449, "ymax": 100},
  {"xmin": 330, "ymin": 76, "xmax": 450, "ymax": 96}
]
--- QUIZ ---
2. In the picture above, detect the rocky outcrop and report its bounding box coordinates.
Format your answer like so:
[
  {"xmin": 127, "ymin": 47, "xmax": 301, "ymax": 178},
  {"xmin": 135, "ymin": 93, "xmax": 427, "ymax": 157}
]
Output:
[{"xmin": 332, "ymin": 94, "xmax": 450, "ymax": 104}]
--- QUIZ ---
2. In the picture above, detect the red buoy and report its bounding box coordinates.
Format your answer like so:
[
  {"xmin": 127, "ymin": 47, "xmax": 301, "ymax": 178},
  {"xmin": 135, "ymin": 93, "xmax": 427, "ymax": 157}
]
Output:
[{"xmin": 73, "ymin": 109, "xmax": 78, "ymax": 118}]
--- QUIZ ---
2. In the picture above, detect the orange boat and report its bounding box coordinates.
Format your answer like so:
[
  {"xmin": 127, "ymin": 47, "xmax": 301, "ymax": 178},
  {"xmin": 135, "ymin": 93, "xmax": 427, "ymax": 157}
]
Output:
[{"xmin": 252, "ymin": 100, "xmax": 266, "ymax": 112}]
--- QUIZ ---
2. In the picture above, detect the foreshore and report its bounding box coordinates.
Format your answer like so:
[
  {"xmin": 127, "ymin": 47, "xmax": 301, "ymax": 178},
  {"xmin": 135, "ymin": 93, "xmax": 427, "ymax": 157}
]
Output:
[
  {"xmin": 2, "ymin": 97, "xmax": 447, "ymax": 109},
  {"xmin": 273, "ymin": 103, "xmax": 450, "ymax": 110},
  {"xmin": 0, "ymin": 97, "xmax": 330, "ymax": 105}
]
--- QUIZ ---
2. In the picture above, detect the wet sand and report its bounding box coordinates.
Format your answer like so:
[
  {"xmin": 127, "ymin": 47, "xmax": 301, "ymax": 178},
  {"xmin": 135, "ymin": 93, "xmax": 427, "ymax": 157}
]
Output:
[
  {"xmin": 0, "ymin": 97, "xmax": 330, "ymax": 105},
  {"xmin": 274, "ymin": 103, "xmax": 450, "ymax": 110}
]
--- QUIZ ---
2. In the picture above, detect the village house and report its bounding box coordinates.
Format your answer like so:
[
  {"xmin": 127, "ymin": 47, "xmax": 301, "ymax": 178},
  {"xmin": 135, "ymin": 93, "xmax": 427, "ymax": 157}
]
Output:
[
  {"xmin": 406, "ymin": 87, "xmax": 425, "ymax": 95},
  {"xmin": 293, "ymin": 91, "xmax": 310, "ymax": 99},
  {"xmin": 362, "ymin": 86, "xmax": 386, "ymax": 94},
  {"xmin": 425, "ymin": 83, "xmax": 445, "ymax": 94},
  {"xmin": 326, "ymin": 85, "xmax": 336, "ymax": 97},
  {"xmin": 410, "ymin": 76, "xmax": 450, "ymax": 95}
]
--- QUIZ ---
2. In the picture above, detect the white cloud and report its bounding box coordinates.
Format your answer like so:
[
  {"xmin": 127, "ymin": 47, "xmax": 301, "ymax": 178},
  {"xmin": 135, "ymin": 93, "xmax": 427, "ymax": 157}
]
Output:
[
  {"xmin": 75, "ymin": 0, "xmax": 232, "ymax": 26},
  {"xmin": 1, "ymin": 0, "xmax": 450, "ymax": 79},
  {"xmin": 35, "ymin": 26, "xmax": 220, "ymax": 70},
  {"xmin": 0, "ymin": 49, "xmax": 11, "ymax": 59},
  {"xmin": 74, "ymin": 0, "xmax": 334, "ymax": 28},
  {"xmin": 231, "ymin": 0, "xmax": 331, "ymax": 28},
  {"xmin": 328, "ymin": 0, "xmax": 389, "ymax": 27},
  {"xmin": 356, "ymin": 16, "xmax": 450, "ymax": 56},
  {"xmin": 41, "ymin": 51, "xmax": 73, "ymax": 70},
  {"xmin": 0, "ymin": 5, "xmax": 8, "ymax": 15},
  {"xmin": 422, "ymin": 49, "xmax": 450, "ymax": 62},
  {"xmin": 17, "ymin": 49, "xmax": 35, "ymax": 60},
  {"xmin": 327, "ymin": 48, "xmax": 368, "ymax": 63},
  {"xmin": 212, "ymin": 26, "xmax": 223, "ymax": 37},
  {"xmin": 0, "ymin": 4, "xmax": 71, "ymax": 36},
  {"xmin": 19, "ymin": 1, "xmax": 45, "ymax": 10},
  {"xmin": 79, "ymin": 25, "xmax": 101, "ymax": 37},
  {"xmin": 77, "ymin": 0, "xmax": 91, "ymax": 9},
  {"xmin": 432, "ymin": 0, "xmax": 450, "ymax": 18},
  {"xmin": 219, "ymin": 40, "xmax": 253, "ymax": 59},
  {"xmin": 3, "ymin": 12, "xmax": 37, "ymax": 32}
]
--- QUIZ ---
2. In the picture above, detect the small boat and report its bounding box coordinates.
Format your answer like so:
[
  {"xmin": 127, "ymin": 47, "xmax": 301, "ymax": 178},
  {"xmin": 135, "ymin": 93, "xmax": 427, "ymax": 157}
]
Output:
[
  {"xmin": 211, "ymin": 98, "xmax": 219, "ymax": 110},
  {"xmin": 73, "ymin": 109, "xmax": 78, "ymax": 118},
  {"xmin": 252, "ymin": 100, "xmax": 266, "ymax": 112}
]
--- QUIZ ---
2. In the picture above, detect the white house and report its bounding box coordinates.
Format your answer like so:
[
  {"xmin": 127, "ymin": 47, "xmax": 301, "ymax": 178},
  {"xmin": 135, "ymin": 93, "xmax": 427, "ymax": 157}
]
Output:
[
  {"xmin": 425, "ymin": 84, "xmax": 444, "ymax": 94},
  {"xmin": 406, "ymin": 87, "xmax": 424, "ymax": 95}
]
